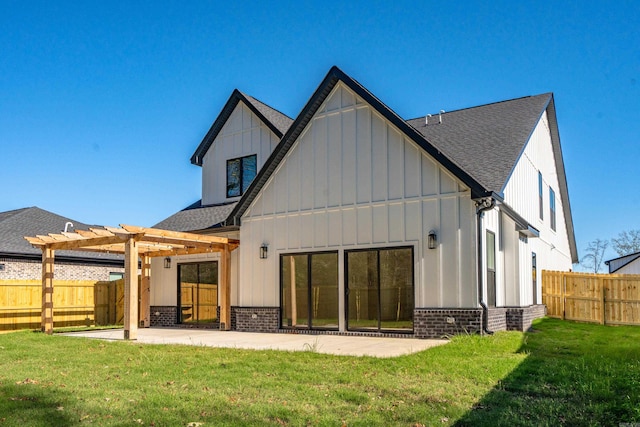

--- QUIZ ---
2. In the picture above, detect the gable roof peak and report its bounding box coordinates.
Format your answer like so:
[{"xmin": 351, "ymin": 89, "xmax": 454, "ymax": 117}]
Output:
[{"xmin": 190, "ymin": 89, "xmax": 293, "ymax": 166}]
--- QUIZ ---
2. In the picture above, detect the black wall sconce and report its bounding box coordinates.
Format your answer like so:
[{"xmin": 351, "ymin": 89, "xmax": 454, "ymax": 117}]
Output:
[
  {"xmin": 428, "ymin": 230, "xmax": 437, "ymax": 249},
  {"xmin": 260, "ymin": 244, "xmax": 268, "ymax": 259},
  {"xmin": 164, "ymin": 257, "xmax": 171, "ymax": 269}
]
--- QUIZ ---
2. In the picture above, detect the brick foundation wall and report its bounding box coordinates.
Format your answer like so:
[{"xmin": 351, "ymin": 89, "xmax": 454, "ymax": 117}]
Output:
[
  {"xmin": 0, "ymin": 258, "xmax": 124, "ymax": 281},
  {"xmin": 506, "ymin": 305, "xmax": 547, "ymax": 331},
  {"xmin": 234, "ymin": 307, "xmax": 279, "ymax": 332},
  {"xmin": 414, "ymin": 309, "xmax": 483, "ymax": 338},
  {"xmin": 150, "ymin": 306, "xmax": 177, "ymax": 327},
  {"xmin": 487, "ymin": 307, "xmax": 507, "ymax": 332}
]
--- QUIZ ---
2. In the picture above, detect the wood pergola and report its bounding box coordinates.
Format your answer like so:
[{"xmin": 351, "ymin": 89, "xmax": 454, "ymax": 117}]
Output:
[{"xmin": 25, "ymin": 225, "xmax": 239, "ymax": 339}]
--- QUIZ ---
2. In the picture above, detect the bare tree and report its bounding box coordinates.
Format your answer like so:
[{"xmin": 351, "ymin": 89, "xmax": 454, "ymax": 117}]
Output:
[
  {"xmin": 580, "ymin": 238, "xmax": 609, "ymax": 273},
  {"xmin": 611, "ymin": 229, "xmax": 640, "ymax": 256}
]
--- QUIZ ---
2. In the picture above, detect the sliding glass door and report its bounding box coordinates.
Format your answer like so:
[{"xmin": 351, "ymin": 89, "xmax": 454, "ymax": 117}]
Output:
[
  {"xmin": 177, "ymin": 262, "xmax": 218, "ymax": 324},
  {"xmin": 281, "ymin": 252, "xmax": 338, "ymax": 330},
  {"xmin": 346, "ymin": 247, "xmax": 414, "ymax": 332}
]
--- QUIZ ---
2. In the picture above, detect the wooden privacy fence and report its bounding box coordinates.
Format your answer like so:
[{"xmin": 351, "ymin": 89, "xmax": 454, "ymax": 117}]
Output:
[
  {"xmin": 542, "ymin": 270, "xmax": 640, "ymax": 326},
  {"xmin": 0, "ymin": 278, "xmax": 140, "ymax": 330}
]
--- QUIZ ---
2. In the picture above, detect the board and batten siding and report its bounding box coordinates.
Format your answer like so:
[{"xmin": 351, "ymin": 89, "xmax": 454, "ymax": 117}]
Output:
[
  {"xmin": 503, "ymin": 111, "xmax": 573, "ymax": 304},
  {"xmin": 238, "ymin": 83, "xmax": 478, "ymax": 311},
  {"xmin": 201, "ymin": 102, "xmax": 281, "ymax": 205}
]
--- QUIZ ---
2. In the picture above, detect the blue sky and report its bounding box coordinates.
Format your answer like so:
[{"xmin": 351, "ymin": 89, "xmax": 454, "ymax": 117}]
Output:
[{"xmin": 1, "ymin": 1, "xmax": 638, "ymax": 267}]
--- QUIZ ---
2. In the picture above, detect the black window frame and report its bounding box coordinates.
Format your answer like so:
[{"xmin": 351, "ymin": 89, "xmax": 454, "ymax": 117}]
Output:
[
  {"xmin": 176, "ymin": 261, "xmax": 219, "ymax": 325},
  {"xmin": 344, "ymin": 245, "xmax": 415, "ymax": 333},
  {"xmin": 279, "ymin": 250, "xmax": 339, "ymax": 331},
  {"xmin": 486, "ymin": 231, "xmax": 497, "ymax": 308},
  {"xmin": 226, "ymin": 154, "xmax": 257, "ymax": 198}
]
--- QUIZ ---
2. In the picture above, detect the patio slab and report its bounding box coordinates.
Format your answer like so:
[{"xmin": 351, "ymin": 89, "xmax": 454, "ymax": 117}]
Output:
[{"xmin": 61, "ymin": 328, "xmax": 448, "ymax": 358}]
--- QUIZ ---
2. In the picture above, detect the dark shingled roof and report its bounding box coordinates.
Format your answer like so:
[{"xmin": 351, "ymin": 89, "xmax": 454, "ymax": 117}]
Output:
[
  {"xmin": 406, "ymin": 94, "xmax": 552, "ymax": 192},
  {"xmin": 0, "ymin": 207, "xmax": 122, "ymax": 263},
  {"xmin": 153, "ymin": 201, "xmax": 238, "ymax": 232},
  {"xmin": 190, "ymin": 89, "xmax": 293, "ymax": 166}
]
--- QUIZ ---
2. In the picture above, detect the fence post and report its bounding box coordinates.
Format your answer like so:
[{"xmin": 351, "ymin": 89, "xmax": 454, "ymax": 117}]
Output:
[
  {"xmin": 560, "ymin": 272, "xmax": 564, "ymax": 320},
  {"xmin": 601, "ymin": 277, "xmax": 606, "ymax": 325}
]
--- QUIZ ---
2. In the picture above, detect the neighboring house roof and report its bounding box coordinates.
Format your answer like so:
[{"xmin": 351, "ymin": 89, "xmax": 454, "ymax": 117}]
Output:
[
  {"xmin": 0, "ymin": 207, "xmax": 123, "ymax": 265},
  {"xmin": 190, "ymin": 89, "xmax": 294, "ymax": 166},
  {"xmin": 153, "ymin": 200, "xmax": 238, "ymax": 232},
  {"xmin": 605, "ymin": 251, "xmax": 640, "ymax": 273}
]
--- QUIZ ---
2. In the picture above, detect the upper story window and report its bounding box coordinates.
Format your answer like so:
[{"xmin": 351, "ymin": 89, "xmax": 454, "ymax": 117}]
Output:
[
  {"xmin": 538, "ymin": 171, "xmax": 544, "ymax": 220},
  {"xmin": 227, "ymin": 154, "xmax": 257, "ymax": 198},
  {"xmin": 549, "ymin": 187, "xmax": 556, "ymax": 231}
]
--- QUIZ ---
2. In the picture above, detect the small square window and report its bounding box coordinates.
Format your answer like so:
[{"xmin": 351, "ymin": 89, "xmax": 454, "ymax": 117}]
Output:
[
  {"xmin": 227, "ymin": 154, "xmax": 257, "ymax": 198},
  {"xmin": 0, "ymin": 264, "xmax": 5, "ymax": 271}
]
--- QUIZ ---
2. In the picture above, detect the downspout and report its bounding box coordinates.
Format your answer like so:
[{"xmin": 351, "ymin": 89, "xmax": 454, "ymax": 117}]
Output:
[{"xmin": 476, "ymin": 197, "xmax": 496, "ymax": 335}]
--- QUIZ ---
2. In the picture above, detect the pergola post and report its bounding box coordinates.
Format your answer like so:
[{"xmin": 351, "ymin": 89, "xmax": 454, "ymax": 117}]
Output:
[
  {"xmin": 140, "ymin": 255, "xmax": 151, "ymax": 328},
  {"xmin": 124, "ymin": 238, "xmax": 139, "ymax": 340},
  {"xmin": 41, "ymin": 247, "xmax": 55, "ymax": 334},
  {"xmin": 219, "ymin": 245, "xmax": 231, "ymax": 330}
]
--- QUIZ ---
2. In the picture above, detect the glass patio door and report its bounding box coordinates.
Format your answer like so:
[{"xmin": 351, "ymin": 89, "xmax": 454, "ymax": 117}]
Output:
[
  {"xmin": 178, "ymin": 262, "xmax": 218, "ymax": 324},
  {"xmin": 346, "ymin": 247, "xmax": 414, "ymax": 332},
  {"xmin": 281, "ymin": 252, "xmax": 338, "ymax": 330}
]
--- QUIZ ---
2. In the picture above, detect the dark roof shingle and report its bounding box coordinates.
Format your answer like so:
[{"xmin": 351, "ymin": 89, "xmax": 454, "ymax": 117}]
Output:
[{"xmin": 153, "ymin": 201, "xmax": 237, "ymax": 232}]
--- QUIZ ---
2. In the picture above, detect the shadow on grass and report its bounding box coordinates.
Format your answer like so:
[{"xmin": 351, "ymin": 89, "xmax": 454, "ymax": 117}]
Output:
[
  {"xmin": 0, "ymin": 383, "xmax": 74, "ymax": 426},
  {"xmin": 454, "ymin": 317, "xmax": 640, "ymax": 427}
]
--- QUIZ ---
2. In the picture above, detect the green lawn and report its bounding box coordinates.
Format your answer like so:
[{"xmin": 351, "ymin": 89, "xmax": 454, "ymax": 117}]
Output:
[{"xmin": 0, "ymin": 318, "xmax": 638, "ymax": 426}]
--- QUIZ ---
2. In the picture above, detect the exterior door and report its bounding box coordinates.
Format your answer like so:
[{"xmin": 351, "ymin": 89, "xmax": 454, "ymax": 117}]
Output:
[
  {"xmin": 177, "ymin": 262, "xmax": 218, "ymax": 324},
  {"xmin": 280, "ymin": 252, "xmax": 339, "ymax": 330},
  {"xmin": 345, "ymin": 247, "xmax": 414, "ymax": 332}
]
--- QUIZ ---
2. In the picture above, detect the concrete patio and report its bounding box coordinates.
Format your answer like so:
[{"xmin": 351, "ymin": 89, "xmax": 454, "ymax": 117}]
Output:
[{"xmin": 62, "ymin": 328, "xmax": 448, "ymax": 358}]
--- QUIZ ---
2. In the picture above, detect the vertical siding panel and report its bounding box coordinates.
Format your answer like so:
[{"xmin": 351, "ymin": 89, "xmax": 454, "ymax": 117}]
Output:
[
  {"xmin": 404, "ymin": 139, "xmax": 420, "ymax": 198},
  {"xmin": 422, "ymin": 199, "xmax": 439, "ymax": 306},
  {"xmin": 275, "ymin": 172, "xmax": 287, "ymax": 214},
  {"xmin": 440, "ymin": 169, "xmax": 457, "ymax": 194},
  {"xmin": 328, "ymin": 209, "xmax": 342, "ymax": 247},
  {"xmin": 388, "ymin": 202, "xmax": 404, "ymax": 242},
  {"xmin": 459, "ymin": 198, "xmax": 476, "ymax": 307},
  {"xmin": 372, "ymin": 205, "xmax": 387, "ymax": 243},
  {"xmin": 342, "ymin": 208, "xmax": 356, "ymax": 245},
  {"xmin": 327, "ymin": 113, "xmax": 342, "ymax": 207},
  {"xmin": 300, "ymin": 213, "xmax": 313, "ymax": 248},
  {"xmin": 313, "ymin": 116, "xmax": 328, "ymax": 209},
  {"xmin": 314, "ymin": 212, "xmax": 328, "ymax": 248},
  {"xmin": 287, "ymin": 215, "xmax": 300, "ymax": 249},
  {"xmin": 405, "ymin": 200, "xmax": 421, "ymax": 241},
  {"xmin": 299, "ymin": 133, "xmax": 314, "ymax": 210},
  {"xmin": 357, "ymin": 206, "xmax": 372, "ymax": 244},
  {"xmin": 387, "ymin": 126, "xmax": 404, "ymax": 200},
  {"xmin": 341, "ymin": 109, "xmax": 356, "ymax": 205},
  {"xmin": 356, "ymin": 107, "xmax": 371, "ymax": 204},
  {"xmin": 275, "ymin": 216, "xmax": 287, "ymax": 250},
  {"xmin": 421, "ymin": 154, "xmax": 438, "ymax": 196},
  {"xmin": 371, "ymin": 113, "xmax": 387, "ymax": 202},
  {"xmin": 261, "ymin": 180, "xmax": 274, "ymax": 215},
  {"xmin": 287, "ymin": 148, "xmax": 300, "ymax": 212},
  {"xmin": 441, "ymin": 197, "xmax": 458, "ymax": 307}
]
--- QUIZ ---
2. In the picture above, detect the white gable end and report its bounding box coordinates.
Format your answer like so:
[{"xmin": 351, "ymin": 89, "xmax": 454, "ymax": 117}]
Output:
[
  {"xmin": 239, "ymin": 83, "xmax": 477, "ymax": 309},
  {"xmin": 201, "ymin": 102, "xmax": 281, "ymax": 205}
]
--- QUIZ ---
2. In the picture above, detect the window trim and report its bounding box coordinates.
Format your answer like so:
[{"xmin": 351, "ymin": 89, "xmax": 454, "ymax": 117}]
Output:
[
  {"xmin": 279, "ymin": 250, "xmax": 339, "ymax": 331},
  {"xmin": 538, "ymin": 171, "xmax": 544, "ymax": 221},
  {"xmin": 226, "ymin": 154, "xmax": 257, "ymax": 198},
  {"xmin": 344, "ymin": 245, "xmax": 415, "ymax": 333},
  {"xmin": 549, "ymin": 187, "xmax": 556, "ymax": 231}
]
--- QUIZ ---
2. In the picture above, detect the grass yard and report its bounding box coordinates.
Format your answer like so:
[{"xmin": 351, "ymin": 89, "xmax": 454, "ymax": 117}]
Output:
[{"xmin": 0, "ymin": 318, "xmax": 638, "ymax": 426}]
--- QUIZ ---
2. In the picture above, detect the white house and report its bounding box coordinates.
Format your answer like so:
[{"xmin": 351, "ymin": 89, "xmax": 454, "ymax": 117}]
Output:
[
  {"xmin": 605, "ymin": 252, "xmax": 640, "ymax": 274},
  {"xmin": 150, "ymin": 66, "xmax": 578, "ymax": 337}
]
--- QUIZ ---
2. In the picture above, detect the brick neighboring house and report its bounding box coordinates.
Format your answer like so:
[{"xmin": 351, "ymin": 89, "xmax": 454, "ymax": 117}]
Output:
[{"xmin": 0, "ymin": 207, "xmax": 124, "ymax": 281}]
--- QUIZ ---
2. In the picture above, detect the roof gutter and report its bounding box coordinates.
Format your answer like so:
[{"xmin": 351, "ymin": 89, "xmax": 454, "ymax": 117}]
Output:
[{"xmin": 475, "ymin": 195, "xmax": 497, "ymax": 335}]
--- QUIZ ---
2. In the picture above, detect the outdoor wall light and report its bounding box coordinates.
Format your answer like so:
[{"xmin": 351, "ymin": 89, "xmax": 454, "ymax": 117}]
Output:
[
  {"xmin": 260, "ymin": 244, "xmax": 268, "ymax": 259},
  {"xmin": 428, "ymin": 230, "xmax": 437, "ymax": 249},
  {"xmin": 164, "ymin": 257, "xmax": 171, "ymax": 269}
]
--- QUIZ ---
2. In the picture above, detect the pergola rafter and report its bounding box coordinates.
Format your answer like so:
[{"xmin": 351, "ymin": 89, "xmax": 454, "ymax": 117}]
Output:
[{"xmin": 25, "ymin": 224, "xmax": 239, "ymax": 339}]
